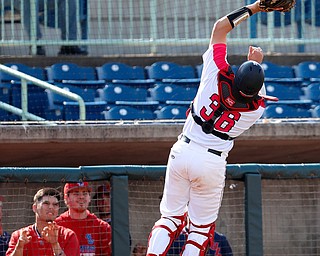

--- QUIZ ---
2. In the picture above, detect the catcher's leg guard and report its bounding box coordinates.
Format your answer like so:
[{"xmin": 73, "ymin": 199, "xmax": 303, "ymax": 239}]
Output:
[
  {"xmin": 146, "ymin": 214, "xmax": 187, "ymax": 256},
  {"xmin": 181, "ymin": 221, "xmax": 215, "ymax": 256}
]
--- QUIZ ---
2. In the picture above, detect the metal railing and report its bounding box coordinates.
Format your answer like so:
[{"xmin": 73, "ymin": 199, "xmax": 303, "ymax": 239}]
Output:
[
  {"xmin": 0, "ymin": 0, "xmax": 320, "ymax": 56},
  {"xmin": 0, "ymin": 64, "xmax": 86, "ymax": 121}
]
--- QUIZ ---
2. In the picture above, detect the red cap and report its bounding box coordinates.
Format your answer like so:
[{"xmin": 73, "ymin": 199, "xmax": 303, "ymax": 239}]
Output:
[{"xmin": 64, "ymin": 182, "xmax": 92, "ymax": 196}]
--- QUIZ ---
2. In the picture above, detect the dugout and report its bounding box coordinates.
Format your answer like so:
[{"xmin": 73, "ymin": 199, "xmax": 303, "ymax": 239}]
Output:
[{"xmin": 0, "ymin": 164, "xmax": 319, "ymax": 256}]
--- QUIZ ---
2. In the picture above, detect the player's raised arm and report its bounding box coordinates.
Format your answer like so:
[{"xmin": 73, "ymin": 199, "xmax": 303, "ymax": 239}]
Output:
[{"xmin": 210, "ymin": 1, "xmax": 262, "ymax": 45}]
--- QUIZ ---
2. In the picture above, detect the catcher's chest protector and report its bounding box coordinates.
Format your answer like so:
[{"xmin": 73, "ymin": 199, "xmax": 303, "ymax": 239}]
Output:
[{"xmin": 217, "ymin": 69, "xmax": 264, "ymax": 112}]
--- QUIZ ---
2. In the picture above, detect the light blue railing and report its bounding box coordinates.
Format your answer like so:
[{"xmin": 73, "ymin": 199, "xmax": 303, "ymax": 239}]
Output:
[
  {"xmin": 0, "ymin": 64, "xmax": 86, "ymax": 121},
  {"xmin": 0, "ymin": 0, "xmax": 320, "ymax": 55}
]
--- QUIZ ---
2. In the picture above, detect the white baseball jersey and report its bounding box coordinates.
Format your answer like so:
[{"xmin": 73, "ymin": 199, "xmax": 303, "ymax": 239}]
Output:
[
  {"xmin": 148, "ymin": 44, "xmax": 267, "ymax": 255},
  {"xmin": 183, "ymin": 43, "xmax": 265, "ymax": 152}
]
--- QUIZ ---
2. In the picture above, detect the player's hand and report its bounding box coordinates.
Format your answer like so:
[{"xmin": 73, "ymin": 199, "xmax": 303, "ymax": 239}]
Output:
[
  {"xmin": 247, "ymin": 46, "xmax": 264, "ymax": 64},
  {"xmin": 17, "ymin": 229, "xmax": 32, "ymax": 248},
  {"xmin": 42, "ymin": 221, "xmax": 59, "ymax": 244}
]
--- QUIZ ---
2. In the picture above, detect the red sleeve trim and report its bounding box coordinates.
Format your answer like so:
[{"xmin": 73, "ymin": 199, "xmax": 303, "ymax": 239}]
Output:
[{"xmin": 213, "ymin": 44, "xmax": 229, "ymax": 71}]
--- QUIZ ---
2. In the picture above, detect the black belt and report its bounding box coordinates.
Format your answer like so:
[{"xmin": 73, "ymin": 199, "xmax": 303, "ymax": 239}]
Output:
[{"xmin": 180, "ymin": 135, "xmax": 222, "ymax": 157}]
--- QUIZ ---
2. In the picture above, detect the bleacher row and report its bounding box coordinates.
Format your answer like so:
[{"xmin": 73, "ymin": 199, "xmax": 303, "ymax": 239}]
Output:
[{"xmin": 0, "ymin": 61, "xmax": 319, "ymax": 121}]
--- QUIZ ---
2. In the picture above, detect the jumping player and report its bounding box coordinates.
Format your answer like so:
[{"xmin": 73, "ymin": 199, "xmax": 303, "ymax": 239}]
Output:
[{"xmin": 146, "ymin": 1, "xmax": 279, "ymax": 255}]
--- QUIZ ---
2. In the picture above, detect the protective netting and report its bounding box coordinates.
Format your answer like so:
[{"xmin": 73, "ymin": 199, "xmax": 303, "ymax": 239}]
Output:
[{"xmin": 1, "ymin": 0, "xmax": 320, "ymax": 56}]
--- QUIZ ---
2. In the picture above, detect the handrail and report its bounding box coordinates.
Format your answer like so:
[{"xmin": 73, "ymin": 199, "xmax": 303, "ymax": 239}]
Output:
[{"xmin": 0, "ymin": 64, "xmax": 86, "ymax": 121}]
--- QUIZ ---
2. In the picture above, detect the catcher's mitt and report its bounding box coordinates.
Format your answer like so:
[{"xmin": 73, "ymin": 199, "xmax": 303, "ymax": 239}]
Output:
[{"xmin": 259, "ymin": 0, "xmax": 296, "ymax": 12}]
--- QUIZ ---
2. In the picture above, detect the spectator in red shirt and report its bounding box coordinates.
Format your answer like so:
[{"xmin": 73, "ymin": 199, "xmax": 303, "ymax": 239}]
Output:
[
  {"xmin": 6, "ymin": 188, "xmax": 80, "ymax": 256},
  {"xmin": 56, "ymin": 182, "xmax": 112, "ymax": 256}
]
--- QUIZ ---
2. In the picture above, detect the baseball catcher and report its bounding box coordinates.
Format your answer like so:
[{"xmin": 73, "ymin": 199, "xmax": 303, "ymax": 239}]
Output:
[{"xmin": 146, "ymin": 1, "xmax": 294, "ymax": 255}]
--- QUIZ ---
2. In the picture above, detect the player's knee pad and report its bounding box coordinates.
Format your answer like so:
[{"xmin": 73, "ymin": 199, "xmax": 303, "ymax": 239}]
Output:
[
  {"xmin": 147, "ymin": 214, "xmax": 187, "ymax": 256},
  {"xmin": 181, "ymin": 221, "xmax": 216, "ymax": 256}
]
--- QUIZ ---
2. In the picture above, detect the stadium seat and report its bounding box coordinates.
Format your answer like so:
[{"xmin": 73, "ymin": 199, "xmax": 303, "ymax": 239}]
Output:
[
  {"xmin": 62, "ymin": 102, "xmax": 106, "ymax": 121},
  {"xmin": 103, "ymin": 106, "xmax": 155, "ymax": 120},
  {"xmin": 0, "ymin": 83, "xmax": 11, "ymax": 105},
  {"xmin": 261, "ymin": 62, "xmax": 303, "ymax": 86},
  {"xmin": 45, "ymin": 84, "xmax": 107, "ymax": 121},
  {"xmin": 97, "ymin": 84, "xmax": 158, "ymax": 110},
  {"xmin": 0, "ymin": 63, "xmax": 49, "ymax": 119},
  {"xmin": 0, "ymin": 84, "xmax": 12, "ymax": 120},
  {"xmin": 145, "ymin": 61, "xmax": 200, "ymax": 86},
  {"xmin": 97, "ymin": 84, "xmax": 147, "ymax": 102},
  {"xmin": 155, "ymin": 105, "xmax": 188, "ymax": 120},
  {"xmin": 262, "ymin": 61, "xmax": 295, "ymax": 78},
  {"xmin": 302, "ymin": 83, "xmax": 320, "ymax": 103},
  {"xmin": 263, "ymin": 104, "xmax": 312, "ymax": 118},
  {"xmin": 294, "ymin": 61, "xmax": 320, "ymax": 82},
  {"xmin": 43, "ymin": 108, "xmax": 64, "ymax": 121},
  {"xmin": 96, "ymin": 62, "xmax": 155, "ymax": 87},
  {"xmin": 11, "ymin": 83, "xmax": 49, "ymax": 118},
  {"xmin": 46, "ymin": 62, "xmax": 105, "ymax": 88},
  {"xmin": 311, "ymin": 105, "xmax": 320, "ymax": 117},
  {"xmin": 0, "ymin": 63, "xmax": 46, "ymax": 82},
  {"xmin": 47, "ymin": 84, "xmax": 98, "ymax": 105},
  {"xmin": 149, "ymin": 84, "xmax": 197, "ymax": 106},
  {"xmin": 265, "ymin": 83, "xmax": 303, "ymax": 100}
]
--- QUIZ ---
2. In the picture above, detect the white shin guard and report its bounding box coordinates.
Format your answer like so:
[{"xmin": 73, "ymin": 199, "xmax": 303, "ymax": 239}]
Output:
[
  {"xmin": 147, "ymin": 215, "xmax": 187, "ymax": 256},
  {"xmin": 181, "ymin": 221, "xmax": 216, "ymax": 256}
]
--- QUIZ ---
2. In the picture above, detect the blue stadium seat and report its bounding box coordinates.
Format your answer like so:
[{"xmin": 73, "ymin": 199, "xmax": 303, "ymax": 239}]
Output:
[
  {"xmin": 302, "ymin": 83, "xmax": 320, "ymax": 103},
  {"xmin": 146, "ymin": 61, "xmax": 200, "ymax": 86},
  {"xmin": 62, "ymin": 102, "xmax": 106, "ymax": 121},
  {"xmin": 0, "ymin": 63, "xmax": 46, "ymax": 82},
  {"xmin": 0, "ymin": 84, "xmax": 12, "ymax": 120},
  {"xmin": 155, "ymin": 105, "xmax": 188, "ymax": 120},
  {"xmin": 47, "ymin": 84, "xmax": 98, "ymax": 105},
  {"xmin": 265, "ymin": 83, "xmax": 303, "ymax": 100},
  {"xmin": 311, "ymin": 105, "xmax": 320, "ymax": 117},
  {"xmin": 97, "ymin": 84, "xmax": 158, "ymax": 110},
  {"xmin": 96, "ymin": 62, "xmax": 155, "ymax": 87},
  {"xmin": 262, "ymin": 62, "xmax": 303, "ymax": 86},
  {"xmin": 43, "ymin": 108, "xmax": 64, "ymax": 121},
  {"xmin": 0, "ymin": 63, "xmax": 48, "ymax": 119},
  {"xmin": 262, "ymin": 61, "xmax": 295, "ymax": 78},
  {"xmin": 11, "ymin": 83, "xmax": 49, "ymax": 118},
  {"xmin": 294, "ymin": 61, "xmax": 320, "ymax": 83},
  {"xmin": 46, "ymin": 62, "xmax": 105, "ymax": 88},
  {"xmin": 45, "ymin": 84, "xmax": 106, "ymax": 121},
  {"xmin": 103, "ymin": 106, "xmax": 155, "ymax": 120},
  {"xmin": 149, "ymin": 84, "xmax": 197, "ymax": 106},
  {"xmin": 263, "ymin": 104, "xmax": 312, "ymax": 118},
  {"xmin": 0, "ymin": 83, "xmax": 11, "ymax": 105}
]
